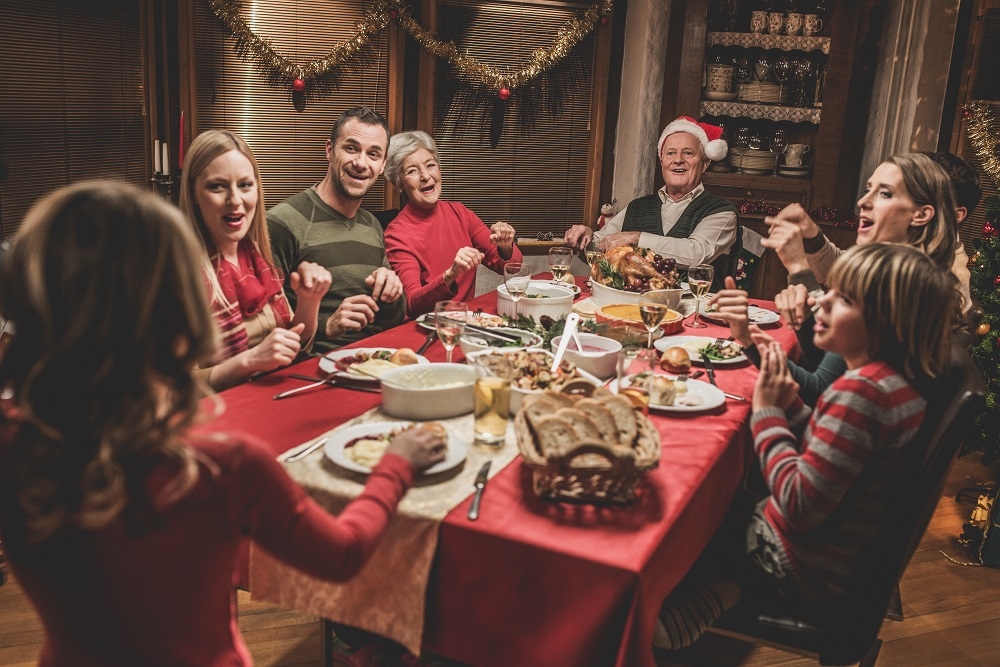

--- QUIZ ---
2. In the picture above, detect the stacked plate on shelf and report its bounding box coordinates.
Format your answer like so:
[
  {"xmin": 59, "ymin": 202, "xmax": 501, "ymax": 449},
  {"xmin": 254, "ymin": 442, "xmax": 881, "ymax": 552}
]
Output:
[
  {"xmin": 703, "ymin": 91, "xmax": 738, "ymax": 101},
  {"xmin": 729, "ymin": 148, "xmax": 777, "ymax": 176},
  {"xmin": 777, "ymin": 164, "xmax": 812, "ymax": 178},
  {"xmin": 737, "ymin": 82, "xmax": 790, "ymax": 105}
]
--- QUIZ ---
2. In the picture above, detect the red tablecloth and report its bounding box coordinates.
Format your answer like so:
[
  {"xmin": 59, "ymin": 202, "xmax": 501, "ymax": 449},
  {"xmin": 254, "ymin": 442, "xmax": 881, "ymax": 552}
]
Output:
[{"xmin": 202, "ymin": 280, "xmax": 798, "ymax": 667}]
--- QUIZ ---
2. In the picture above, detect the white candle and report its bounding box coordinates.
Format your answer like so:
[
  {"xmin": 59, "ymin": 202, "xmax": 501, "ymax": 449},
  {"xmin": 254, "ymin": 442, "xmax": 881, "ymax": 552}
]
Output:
[
  {"xmin": 154, "ymin": 139, "xmax": 161, "ymax": 173},
  {"xmin": 162, "ymin": 143, "xmax": 170, "ymax": 176}
]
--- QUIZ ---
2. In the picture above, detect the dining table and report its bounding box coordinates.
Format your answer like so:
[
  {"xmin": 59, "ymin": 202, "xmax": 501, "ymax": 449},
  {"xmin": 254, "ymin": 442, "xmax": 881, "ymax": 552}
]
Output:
[{"xmin": 200, "ymin": 276, "xmax": 800, "ymax": 667}]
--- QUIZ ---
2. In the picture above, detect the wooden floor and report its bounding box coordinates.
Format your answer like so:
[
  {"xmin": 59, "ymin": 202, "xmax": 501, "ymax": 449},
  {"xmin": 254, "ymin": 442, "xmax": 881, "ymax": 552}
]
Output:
[{"xmin": 1, "ymin": 455, "xmax": 998, "ymax": 667}]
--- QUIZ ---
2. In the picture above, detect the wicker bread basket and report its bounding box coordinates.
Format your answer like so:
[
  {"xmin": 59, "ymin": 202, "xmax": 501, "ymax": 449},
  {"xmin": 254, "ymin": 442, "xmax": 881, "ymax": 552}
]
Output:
[{"xmin": 514, "ymin": 388, "xmax": 661, "ymax": 504}]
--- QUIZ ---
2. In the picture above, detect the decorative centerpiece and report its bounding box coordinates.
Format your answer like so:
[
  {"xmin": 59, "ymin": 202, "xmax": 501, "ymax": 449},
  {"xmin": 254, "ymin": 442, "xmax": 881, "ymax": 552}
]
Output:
[{"xmin": 515, "ymin": 385, "xmax": 661, "ymax": 503}]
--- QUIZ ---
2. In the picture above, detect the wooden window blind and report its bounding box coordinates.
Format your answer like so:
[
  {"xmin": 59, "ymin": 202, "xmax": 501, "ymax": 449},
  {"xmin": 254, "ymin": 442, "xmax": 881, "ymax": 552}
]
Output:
[
  {"xmin": 193, "ymin": 0, "xmax": 390, "ymax": 211},
  {"xmin": 0, "ymin": 0, "xmax": 146, "ymax": 240},
  {"xmin": 431, "ymin": 0, "xmax": 595, "ymax": 238}
]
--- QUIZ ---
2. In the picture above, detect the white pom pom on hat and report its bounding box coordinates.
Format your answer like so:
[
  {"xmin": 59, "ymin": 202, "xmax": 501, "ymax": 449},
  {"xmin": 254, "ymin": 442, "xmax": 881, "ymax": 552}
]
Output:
[{"xmin": 657, "ymin": 116, "xmax": 728, "ymax": 162}]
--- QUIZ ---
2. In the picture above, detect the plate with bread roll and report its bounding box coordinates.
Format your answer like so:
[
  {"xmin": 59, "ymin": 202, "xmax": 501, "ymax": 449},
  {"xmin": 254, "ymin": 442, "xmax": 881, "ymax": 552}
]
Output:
[
  {"xmin": 319, "ymin": 347, "xmax": 428, "ymax": 381},
  {"xmin": 654, "ymin": 337, "xmax": 748, "ymax": 366},
  {"xmin": 324, "ymin": 421, "xmax": 465, "ymax": 475},
  {"xmin": 619, "ymin": 373, "xmax": 726, "ymax": 413}
]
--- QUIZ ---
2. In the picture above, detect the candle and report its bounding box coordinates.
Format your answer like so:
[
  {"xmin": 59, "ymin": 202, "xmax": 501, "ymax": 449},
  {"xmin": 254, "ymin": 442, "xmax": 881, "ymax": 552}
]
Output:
[
  {"xmin": 154, "ymin": 139, "xmax": 161, "ymax": 173},
  {"xmin": 162, "ymin": 143, "xmax": 170, "ymax": 177},
  {"xmin": 179, "ymin": 112, "xmax": 185, "ymax": 170}
]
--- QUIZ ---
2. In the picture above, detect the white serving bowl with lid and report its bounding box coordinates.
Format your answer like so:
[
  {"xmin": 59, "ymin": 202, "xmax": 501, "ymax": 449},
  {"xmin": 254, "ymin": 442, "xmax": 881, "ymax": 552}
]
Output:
[{"xmin": 496, "ymin": 280, "xmax": 574, "ymax": 321}]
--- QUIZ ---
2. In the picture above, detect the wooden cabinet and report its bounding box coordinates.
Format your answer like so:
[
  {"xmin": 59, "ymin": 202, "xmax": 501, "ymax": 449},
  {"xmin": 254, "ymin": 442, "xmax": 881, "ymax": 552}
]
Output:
[{"xmin": 661, "ymin": 0, "xmax": 883, "ymax": 215}]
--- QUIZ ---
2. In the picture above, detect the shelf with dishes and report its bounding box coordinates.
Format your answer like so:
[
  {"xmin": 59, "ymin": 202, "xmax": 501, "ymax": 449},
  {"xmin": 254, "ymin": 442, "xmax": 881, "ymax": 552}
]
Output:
[
  {"xmin": 706, "ymin": 32, "xmax": 831, "ymax": 54},
  {"xmin": 699, "ymin": 100, "xmax": 821, "ymax": 124}
]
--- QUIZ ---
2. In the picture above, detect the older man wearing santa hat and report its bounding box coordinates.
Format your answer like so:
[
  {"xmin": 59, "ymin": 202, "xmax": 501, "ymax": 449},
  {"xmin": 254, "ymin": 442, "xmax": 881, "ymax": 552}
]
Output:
[{"xmin": 564, "ymin": 116, "xmax": 740, "ymax": 288}]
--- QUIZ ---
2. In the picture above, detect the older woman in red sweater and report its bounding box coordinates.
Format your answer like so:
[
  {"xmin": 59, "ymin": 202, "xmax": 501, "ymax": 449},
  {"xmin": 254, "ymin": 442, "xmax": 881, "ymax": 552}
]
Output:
[{"xmin": 383, "ymin": 131, "xmax": 522, "ymax": 317}]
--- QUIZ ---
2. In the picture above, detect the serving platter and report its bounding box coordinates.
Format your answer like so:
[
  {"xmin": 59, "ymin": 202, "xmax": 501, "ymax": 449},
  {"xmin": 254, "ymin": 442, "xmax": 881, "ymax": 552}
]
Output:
[
  {"xmin": 415, "ymin": 311, "xmax": 507, "ymax": 331},
  {"xmin": 318, "ymin": 347, "xmax": 430, "ymax": 381},
  {"xmin": 654, "ymin": 336, "xmax": 749, "ymax": 365},
  {"xmin": 324, "ymin": 422, "xmax": 467, "ymax": 476},
  {"xmin": 701, "ymin": 304, "xmax": 780, "ymax": 326}
]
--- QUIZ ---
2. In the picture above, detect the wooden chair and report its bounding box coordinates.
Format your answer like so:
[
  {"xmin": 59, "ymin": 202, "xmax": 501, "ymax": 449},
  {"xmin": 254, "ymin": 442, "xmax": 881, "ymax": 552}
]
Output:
[{"xmin": 709, "ymin": 346, "xmax": 986, "ymax": 666}]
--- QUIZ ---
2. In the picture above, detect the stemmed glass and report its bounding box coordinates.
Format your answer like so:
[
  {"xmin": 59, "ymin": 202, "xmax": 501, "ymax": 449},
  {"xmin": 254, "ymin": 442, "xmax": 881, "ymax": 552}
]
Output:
[
  {"xmin": 734, "ymin": 57, "xmax": 752, "ymax": 99},
  {"xmin": 754, "ymin": 56, "xmax": 772, "ymax": 103},
  {"xmin": 773, "ymin": 57, "xmax": 792, "ymax": 105},
  {"xmin": 685, "ymin": 264, "xmax": 715, "ymax": 329},
  {"xmin": 770, "ymin": 130, "xmax": 787, "ymax": 176},
  {"xmin": 638, "ymin": 290, "xmax": 675, "ymax": 349},
  {"xmin": 434, "ymin": 300, "xmax": 468, "ymax": 363},
  {"xmin": 733, "ymin": 126, "xmax": 751, "ymax": 174},
  {"xmin": 548, "ymin": 247, "xmax": 574, "ymax": 285},
  {"xmin": 583, "ymin": 240, "xmax": 602, "ymax": 290},
  {"xmin": 503, "ymin": 262, "xmax": 531, "ymax": 319}
]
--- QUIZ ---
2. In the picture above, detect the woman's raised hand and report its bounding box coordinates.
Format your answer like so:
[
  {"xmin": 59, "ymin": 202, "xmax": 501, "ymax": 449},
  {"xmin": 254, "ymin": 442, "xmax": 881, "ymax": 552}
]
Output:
[
  {"xmin": 752, "ymin": 341, "xmax": 799, "ymax": 411},
  {"xmin": 245, "ymin": 323, "xmax": 305, "ymax": 373},
  {"xmin": 386, "ymin": 426, "xmax": 448, "ymax": 472},
  {"xmin": 290, "ymin": 261, "xmax": 332, "ymax": 304},
  {"xmin": 774, "ymin": 283, "xmax": 812, "ymax": 331},
  {"xmin": 705, "ymin": 276, "xmax": 752, "ymax": 347},
  {"xmin": 489, "ymin": 221, "xmax": 516, "ymax": 252},
  {"xmin": 443, "ymin": 246, "xmax": 484, "ymax": 285}
]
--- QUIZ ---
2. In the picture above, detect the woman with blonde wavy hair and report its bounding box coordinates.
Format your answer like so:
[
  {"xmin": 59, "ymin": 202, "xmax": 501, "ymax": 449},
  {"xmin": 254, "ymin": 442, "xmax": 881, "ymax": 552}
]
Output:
[
  {"xmin": 0, "ymin": 181, "xmax": 445, "ymax": 666},
  {"xmin": 179, "ymin": 129, "xmax": 332, "ymax": 391}
]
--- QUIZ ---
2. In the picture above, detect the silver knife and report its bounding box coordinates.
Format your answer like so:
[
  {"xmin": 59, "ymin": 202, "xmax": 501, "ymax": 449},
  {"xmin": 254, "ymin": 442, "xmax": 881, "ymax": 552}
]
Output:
[
  {"xmin": 281, "ymin": 437, "xmax": 329, "ymax": 463},
  {"xmin": 467, "ymin": 461, "xmax": 491, "ymax": 521},
  {"xmin": 416, "ymin": 329, "xmax": 437, "ymax": 355},
  {"xmin": 700, "ymin": 356, "xmax": 745, "ymax": 400},
  {"xmin": 273, "ymin": 373, "xmax": 338, "ymax": 400}
]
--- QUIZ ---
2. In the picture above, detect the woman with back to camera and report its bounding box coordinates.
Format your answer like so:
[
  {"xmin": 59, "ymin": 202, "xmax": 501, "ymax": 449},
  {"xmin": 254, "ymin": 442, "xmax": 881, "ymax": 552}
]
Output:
[
  {"xmin": 179, "ymin": 129, "xmax": 332, "ymax": 391},
  {"xmin": 383, "ymin": 130, "xmax": 522, "ymax": 317},
  {"xmin": 0, "ymin": 181, "xmax": 445, "ymax": 666}
]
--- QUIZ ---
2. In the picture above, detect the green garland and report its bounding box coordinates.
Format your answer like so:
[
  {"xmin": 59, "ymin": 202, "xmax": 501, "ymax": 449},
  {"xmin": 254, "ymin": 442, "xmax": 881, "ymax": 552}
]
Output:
[{"xmin": 967, "ymin": 195, "xmax": 1000, "ymax": 463}]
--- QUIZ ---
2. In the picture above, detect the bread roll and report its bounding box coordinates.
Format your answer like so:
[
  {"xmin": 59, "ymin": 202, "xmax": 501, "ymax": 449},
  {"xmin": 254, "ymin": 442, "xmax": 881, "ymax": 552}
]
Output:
[
  {"xmin": 660, "ymin": 346, "xmax": 691, "ymax": 374},
  {"xmin": 390, "ymin": 347, "xmax": 420, "ymax": 366},
  {"xmin": 648, "ymin": 376, "xmax": 677, "ymax": 406}
]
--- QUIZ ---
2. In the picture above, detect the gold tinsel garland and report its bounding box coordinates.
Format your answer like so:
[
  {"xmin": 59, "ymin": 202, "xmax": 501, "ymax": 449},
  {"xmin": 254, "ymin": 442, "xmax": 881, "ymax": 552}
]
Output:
[
  {"xmin": 965, "ymin": 100, "xmax": 1000, "ymax": 189},
  {"xmin": 392, "ymin": 0, "xmax": 614, "ymax": 91},
  {"xmin": 207, "ymin": 0, "xmax": 392, "ymax": 84},
  {"xmin": 207, "ymin": 0, "xmax": 613, "ymax": 94}
]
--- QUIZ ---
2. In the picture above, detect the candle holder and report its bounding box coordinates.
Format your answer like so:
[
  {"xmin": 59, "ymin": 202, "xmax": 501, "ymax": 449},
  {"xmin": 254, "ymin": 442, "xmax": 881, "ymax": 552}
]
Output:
[{"xmin": 150, "ymin": 171, "xmax": 174, "ymax": 199}]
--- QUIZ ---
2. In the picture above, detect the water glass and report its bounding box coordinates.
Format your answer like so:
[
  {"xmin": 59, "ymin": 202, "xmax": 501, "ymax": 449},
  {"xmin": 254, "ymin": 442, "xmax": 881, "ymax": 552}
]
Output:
[
  {"xmin": 434, "ymin": 300, "xmax": 467, "ymax": 363},
  {"xmin": 472, "ymin": 358, "xmax": 512, "ymax": 447}
]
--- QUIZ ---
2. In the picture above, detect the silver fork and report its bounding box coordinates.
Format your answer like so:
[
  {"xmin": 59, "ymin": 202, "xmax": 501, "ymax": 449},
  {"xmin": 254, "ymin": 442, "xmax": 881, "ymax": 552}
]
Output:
[{"xmin": 473, "ymin": 308, "xmax": 483, "ymax": 318}]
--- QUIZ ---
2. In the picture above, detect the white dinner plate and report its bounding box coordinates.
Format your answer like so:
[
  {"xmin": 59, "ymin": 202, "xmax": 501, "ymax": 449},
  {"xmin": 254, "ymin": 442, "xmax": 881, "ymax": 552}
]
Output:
[
  {"xmin": 701, "ymin": 304, "xmax": 780, "ymax": 326},
  {"xmin": 318, "ymin": 347, "xmax": 430, "ymax": 380},
  {"xmin": 324, "ymin": 422, "xmax": 467, "ymax": 475},
  {"xmin": 654, "ymin": 335, "xmax": 749, "ymax": 365},
  {"xmin": 619, "ymin": 374, "xmax": 726, "ymax": 412},
  {"xmin": 415, "ymin": 312, "xmax": 507, "ymax": 331}
]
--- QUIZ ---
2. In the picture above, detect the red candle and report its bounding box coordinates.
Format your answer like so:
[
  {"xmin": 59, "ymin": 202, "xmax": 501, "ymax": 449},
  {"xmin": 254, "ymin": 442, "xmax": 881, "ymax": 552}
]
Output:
[{"xmin": 179, "ymin": 111, "xmax": 185, "ymax": 170}]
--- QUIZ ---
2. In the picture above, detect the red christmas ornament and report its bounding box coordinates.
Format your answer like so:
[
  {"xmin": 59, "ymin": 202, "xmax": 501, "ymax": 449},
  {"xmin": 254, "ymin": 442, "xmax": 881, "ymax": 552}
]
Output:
[
  {"xmin": 389, "ymin": 9, "xmax": 398, "ymax": 18},
  {"xmin": 983, "ymin": 222, "xmax": 996, "ymax": 238},
  {"xmin": 600, "ymin": 16, "xmax": 609, "ymax": 24},
  {"xmin": 292, "ymin": 78, "xmax": 307, "ymax": 93},
  {"xmin": 498, "ymin": 87, "xmax": 511, "ymax": 101},
  {"xmin": 994, "ymin": 275, "xmax": 1000, "ymax": 287},
  {"xmin": 963, "ymin": 109, "xmax": 973, "ymax": 120}
]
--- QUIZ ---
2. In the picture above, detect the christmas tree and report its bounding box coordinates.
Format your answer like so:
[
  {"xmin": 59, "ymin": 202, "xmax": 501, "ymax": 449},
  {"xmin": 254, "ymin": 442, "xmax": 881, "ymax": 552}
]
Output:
[{"xmin": 968, "ymin": 193, "xmax": 1000, "ymax": 463}]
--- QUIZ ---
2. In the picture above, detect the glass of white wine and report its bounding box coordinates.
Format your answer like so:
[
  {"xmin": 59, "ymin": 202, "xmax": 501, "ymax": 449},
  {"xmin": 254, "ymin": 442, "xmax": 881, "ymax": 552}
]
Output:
[
  {"xmin": 548, "ymin": 247, "xmax": 573, "ymax": 284},
  {"xmin": 583, "ymin": 240, "xmax": 602, "ymax": 290},
  {"xmin": 685, "ymin": 264, "xmax": 714, "ymax": 329},
  {"xmin": 638, "ymin": 290, "xmax": 673, "ymax": 349},
  {"xmin": 434, "ymin": 300, "xmax": 468, "ymax": 363},
  {"xmin": 503, "ymin": 262, "xmax": 531, "ymax": 319}
]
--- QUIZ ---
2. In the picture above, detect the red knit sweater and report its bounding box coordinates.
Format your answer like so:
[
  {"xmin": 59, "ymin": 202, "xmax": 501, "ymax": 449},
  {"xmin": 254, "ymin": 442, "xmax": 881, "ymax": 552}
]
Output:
[
  {"xmin": 384, "ymin": 201, "xmax": 522, "ymax": 317},
  {"xmin": 750, "ymin": 360, "xmax": 926, "ymax": 599},
  {"xmin": 1, "ymin": 433, "xmax": 413, "ymax": 666}
]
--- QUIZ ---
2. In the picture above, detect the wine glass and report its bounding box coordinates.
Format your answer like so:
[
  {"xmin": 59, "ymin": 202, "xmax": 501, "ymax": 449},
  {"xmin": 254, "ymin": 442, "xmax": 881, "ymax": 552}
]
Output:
[
  {"xmin": 548, "ymin": 246, "xmax": 574, "ymax": 285},
  {"xmin": 434, "ymin": 300, "xmax": 468, "ymax": 363},
  {"xmin": 685, "ymin": 264, "xmax": 715, "ymax": 329},
  {"xmin": 638, "ymin": 291, "xmax": 673, "ymax": 349},
  {"xmin": 735, "ymin": 57, "xmax": 752, "ymax": 99},
  {"xmin": 584, "ymin": 240, "xmax": 602, "ymax": 290},
  {"xmin": 733, "ymin": 126, "xmax": 751, "ymax": 174},
  {"xmin": 770, "ymin": 129, "xmax": 787, "ymax": 176},
  {"xmin": 773, "ymin": 56, "xmax": 792, "ymax": 105},
  {"xmin": 754, "ymin": 56, "xmax": 772, "ymax": 103},
  {"xmin": 503, "ymin": 262, "xmax": 531, "ymax": 319}
]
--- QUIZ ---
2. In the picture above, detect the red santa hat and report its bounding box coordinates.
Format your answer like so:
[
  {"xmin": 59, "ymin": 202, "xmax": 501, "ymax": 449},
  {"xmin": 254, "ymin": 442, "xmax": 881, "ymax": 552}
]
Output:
[{"xmin": 657, "ymin": 116, "xmax": 728, "ymax": 162}]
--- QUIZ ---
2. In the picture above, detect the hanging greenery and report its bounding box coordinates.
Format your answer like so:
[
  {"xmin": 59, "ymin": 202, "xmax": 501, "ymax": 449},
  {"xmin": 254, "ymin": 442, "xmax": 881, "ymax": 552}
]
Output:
[{"xmin": 206, "ymin": 0, "xmax": 613, "ymax": 143}]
